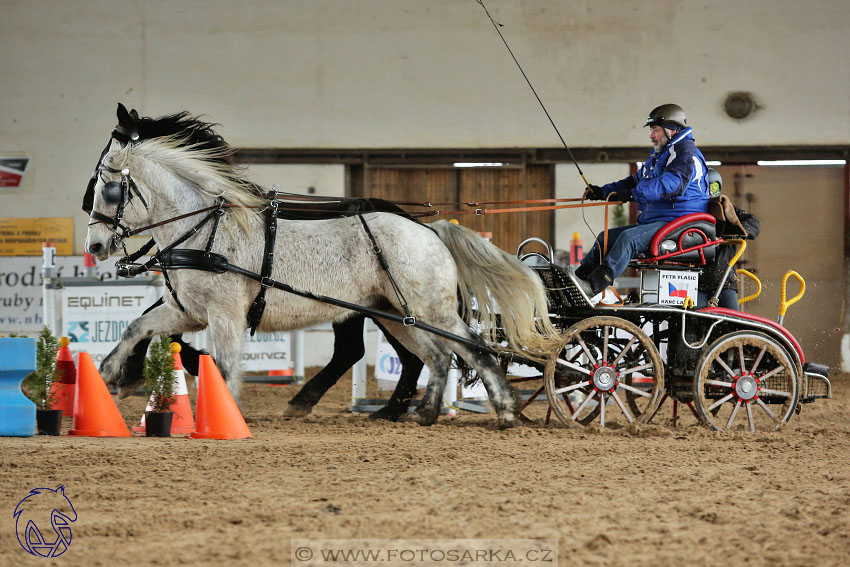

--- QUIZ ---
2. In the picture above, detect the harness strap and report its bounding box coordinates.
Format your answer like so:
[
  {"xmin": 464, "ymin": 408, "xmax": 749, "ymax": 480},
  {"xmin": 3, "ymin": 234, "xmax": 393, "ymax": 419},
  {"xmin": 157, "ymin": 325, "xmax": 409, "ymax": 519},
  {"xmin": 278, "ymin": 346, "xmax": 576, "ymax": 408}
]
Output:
[
  {"xmin": 159, "ymin": 264, "xmax": 186, "ymax": 312},
  {"xmin": 246, "ymin": 197, "xmax": 280, "ymax": 335},
  {"xmin": 154, "ymin": 248, "xmax": 497, "ymax": 355},
  {"xmin": 227, "ymin": 261, "xmax": 494, "ymax": 354},
  {"xmin": 115, "ymin": 207, "xmax": 223, "ymax": 278},
  {"xmin": 357, "ymin": 214, "xmax": 415, "ymax": 326}
]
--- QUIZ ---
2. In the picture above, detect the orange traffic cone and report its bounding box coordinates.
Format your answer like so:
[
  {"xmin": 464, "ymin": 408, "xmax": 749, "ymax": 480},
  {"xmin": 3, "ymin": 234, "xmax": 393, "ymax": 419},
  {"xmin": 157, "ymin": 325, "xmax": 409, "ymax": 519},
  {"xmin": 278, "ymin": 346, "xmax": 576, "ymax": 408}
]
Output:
[
  {"xmin": 133, "ymin": 343, "xmax": 196, "ymax": 435},
  {"xmin": 190, "ymin": 355, "xmax": 251, "ymax": 440},
  {"xmin": 50, "ymin": 337, "xmax": 77, "ymax": 416},
  {"xmin": 68, "ymin": 352, "xmax": 131, "ymax": 437}
]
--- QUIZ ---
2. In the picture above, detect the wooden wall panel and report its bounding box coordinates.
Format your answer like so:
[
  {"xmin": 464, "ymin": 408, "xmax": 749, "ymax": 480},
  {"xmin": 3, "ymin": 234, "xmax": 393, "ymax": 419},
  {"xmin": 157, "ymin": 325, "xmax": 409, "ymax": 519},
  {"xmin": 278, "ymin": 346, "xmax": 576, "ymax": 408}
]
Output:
[{"xmin": 353, "ymin": 165, "xmax": 553, "ymax": 254}]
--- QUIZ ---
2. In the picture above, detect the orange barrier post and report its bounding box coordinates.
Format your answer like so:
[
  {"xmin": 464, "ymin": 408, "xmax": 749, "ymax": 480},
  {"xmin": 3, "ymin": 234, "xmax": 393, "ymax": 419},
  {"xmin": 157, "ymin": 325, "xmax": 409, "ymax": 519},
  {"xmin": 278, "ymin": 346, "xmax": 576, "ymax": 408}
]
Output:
[
  {"xmin": 133, "ymin": 343, "xmax": 196, "ymax": 435},
  {"xmin": 50, "ymin": 337, "xmax": 77, "ymax": 417},
  {"xmin": 68, "ymin": 352, "xmax": 131, "ymax": 437},
  {"xmin": 190, "ymin": 355, "xmax": 252, "ymax": 440}
]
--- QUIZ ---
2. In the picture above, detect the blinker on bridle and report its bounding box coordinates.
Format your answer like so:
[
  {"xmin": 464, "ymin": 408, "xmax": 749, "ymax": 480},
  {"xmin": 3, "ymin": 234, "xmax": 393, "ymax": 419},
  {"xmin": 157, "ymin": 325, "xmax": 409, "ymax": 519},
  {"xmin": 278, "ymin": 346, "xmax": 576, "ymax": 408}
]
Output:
[{"xmin": 86, "ymin": 121, "xmax": 150, "ymax": 242}]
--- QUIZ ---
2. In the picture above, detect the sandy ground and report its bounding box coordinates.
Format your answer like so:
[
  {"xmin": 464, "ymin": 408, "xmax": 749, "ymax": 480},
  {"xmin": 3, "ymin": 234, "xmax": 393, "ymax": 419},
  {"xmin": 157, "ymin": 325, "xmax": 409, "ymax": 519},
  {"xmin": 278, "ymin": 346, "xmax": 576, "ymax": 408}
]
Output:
[{"xmin": 1, "ymin": 368, "xmax": 848, "ymax": 567}]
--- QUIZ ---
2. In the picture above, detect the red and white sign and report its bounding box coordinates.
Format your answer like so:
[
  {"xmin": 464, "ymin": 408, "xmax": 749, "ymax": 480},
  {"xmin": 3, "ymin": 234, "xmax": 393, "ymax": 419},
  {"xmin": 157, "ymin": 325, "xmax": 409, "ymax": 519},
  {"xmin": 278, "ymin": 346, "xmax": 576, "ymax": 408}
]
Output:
[{"xmin": 0, "ymin": 158, "xmax": 29, "ymax": 188}]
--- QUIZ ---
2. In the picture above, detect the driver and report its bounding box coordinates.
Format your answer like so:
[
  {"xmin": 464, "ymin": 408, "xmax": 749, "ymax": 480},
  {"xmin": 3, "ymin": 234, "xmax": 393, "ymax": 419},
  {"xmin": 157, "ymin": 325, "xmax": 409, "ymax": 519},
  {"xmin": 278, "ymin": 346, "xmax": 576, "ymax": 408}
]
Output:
[{"xmin": 575, "ymin": 104, "xmax": 710, "ymax": 297}]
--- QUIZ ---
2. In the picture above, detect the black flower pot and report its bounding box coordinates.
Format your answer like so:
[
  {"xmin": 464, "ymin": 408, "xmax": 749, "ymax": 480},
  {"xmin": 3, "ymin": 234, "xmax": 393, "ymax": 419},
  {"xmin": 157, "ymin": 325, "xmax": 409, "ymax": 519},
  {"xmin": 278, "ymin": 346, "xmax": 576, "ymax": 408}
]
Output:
[
  {"xmin": 145, "ymin": 411, "xmax": 173, "ymax": 437},
  {"xmin": 36, "ymin": 409, "xmax": 63, "ymax": 436}
]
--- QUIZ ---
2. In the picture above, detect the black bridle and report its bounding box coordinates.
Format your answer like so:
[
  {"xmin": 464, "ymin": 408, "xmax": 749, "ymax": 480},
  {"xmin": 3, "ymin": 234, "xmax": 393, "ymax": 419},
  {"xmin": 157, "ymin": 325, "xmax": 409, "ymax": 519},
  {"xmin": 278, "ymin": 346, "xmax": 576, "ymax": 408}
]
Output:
[{"xmin": 88, "ymin": 163, "xmax": 149, "ymax": 241}]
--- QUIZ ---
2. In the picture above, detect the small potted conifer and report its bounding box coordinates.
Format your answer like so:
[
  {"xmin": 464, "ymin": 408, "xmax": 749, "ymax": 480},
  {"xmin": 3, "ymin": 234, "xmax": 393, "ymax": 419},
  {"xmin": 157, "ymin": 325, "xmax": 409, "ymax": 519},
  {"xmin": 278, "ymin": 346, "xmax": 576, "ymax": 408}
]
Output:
[
  {"xmin": 143, "ymin": 335, "xmax": 177, "ymax": 437},
  {"xmin": 23, "ymin": 326, "xmax": 63, "ymax": 435}
]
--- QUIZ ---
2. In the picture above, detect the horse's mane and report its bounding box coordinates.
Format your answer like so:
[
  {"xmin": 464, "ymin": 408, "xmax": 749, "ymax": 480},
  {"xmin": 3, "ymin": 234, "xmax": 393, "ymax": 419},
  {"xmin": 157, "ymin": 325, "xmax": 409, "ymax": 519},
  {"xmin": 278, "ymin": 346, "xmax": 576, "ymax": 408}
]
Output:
[
  {"xmin": 106, "ymin": 134, "xmax": 267, "ymax": 231},
  {"xmin": 135, "ymin": 111, "xmax": 233, "ymax": 161}
]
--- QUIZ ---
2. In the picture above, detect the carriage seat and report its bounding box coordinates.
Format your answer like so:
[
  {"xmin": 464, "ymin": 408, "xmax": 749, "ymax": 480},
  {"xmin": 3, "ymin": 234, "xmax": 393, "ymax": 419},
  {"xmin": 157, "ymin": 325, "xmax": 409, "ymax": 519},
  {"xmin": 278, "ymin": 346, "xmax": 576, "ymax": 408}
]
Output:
[{"xmin": 633, "ymin": 213, "xmax": 720, "ymax": 266}]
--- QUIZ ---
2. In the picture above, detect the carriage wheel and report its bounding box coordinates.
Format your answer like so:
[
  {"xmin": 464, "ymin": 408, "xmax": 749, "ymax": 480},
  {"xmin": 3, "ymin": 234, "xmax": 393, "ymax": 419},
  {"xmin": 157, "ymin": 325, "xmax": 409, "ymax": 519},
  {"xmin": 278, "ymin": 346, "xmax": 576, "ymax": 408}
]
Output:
[
  {"xmin": 693, "ymin": 331, "xmax": 800, "ymax": 432},
  {"xmin": 543, "ymin": 316, "xmax": 665, "ymax": 428}
]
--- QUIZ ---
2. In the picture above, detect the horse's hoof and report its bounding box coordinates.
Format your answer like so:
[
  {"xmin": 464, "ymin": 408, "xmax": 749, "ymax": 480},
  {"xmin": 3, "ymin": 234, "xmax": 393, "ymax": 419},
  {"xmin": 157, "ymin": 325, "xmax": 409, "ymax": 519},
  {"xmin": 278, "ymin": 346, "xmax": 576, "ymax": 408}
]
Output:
[
  {"xmin": 282, "ymin": 403, "xmax": 313, "ymax": 418},
  {"xmin": 413, "ymin": 409, "xmax": 439, "ymax": 426},
  {"xmin": 497, "ymin": 416, "xmax": 523, "ymax": 429},
  {"xmin": 397, "ymin": 409, "xmax": 438, "ymax": 426},
  {"xmin": 369, "ymin": 406, "xmax": 405, "ymax": 421}
]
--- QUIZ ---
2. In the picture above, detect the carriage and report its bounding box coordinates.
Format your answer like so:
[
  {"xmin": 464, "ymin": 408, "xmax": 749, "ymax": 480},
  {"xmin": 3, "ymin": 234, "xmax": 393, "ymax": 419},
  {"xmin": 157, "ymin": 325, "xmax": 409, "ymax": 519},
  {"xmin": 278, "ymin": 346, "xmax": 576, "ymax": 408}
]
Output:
[
  {"xmin": 84, "ymin": 104, "xmax": 831, "ymax": 434},
  {"xmin": 510, "ymin": 213, "xmax": 832, "ymax": 432}
]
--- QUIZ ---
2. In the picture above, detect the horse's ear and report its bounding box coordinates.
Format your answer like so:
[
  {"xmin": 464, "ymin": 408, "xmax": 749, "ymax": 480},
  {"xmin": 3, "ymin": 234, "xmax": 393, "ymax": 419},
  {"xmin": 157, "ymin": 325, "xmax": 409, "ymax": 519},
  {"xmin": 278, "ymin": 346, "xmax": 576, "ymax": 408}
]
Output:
[
  {"xmin": 130, "ymin": 109, "xmax": 139, "ymax": 120},
  {"xmin": 117, "ymin": 103, "xmax": 130, "ymax": 124}
]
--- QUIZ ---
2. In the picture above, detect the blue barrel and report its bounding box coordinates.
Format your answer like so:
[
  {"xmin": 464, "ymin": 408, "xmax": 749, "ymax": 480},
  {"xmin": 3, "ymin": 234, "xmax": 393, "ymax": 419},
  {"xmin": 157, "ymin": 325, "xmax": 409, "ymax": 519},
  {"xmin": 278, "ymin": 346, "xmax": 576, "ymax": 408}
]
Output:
[{"xmin": 0, "ymin": 337, "xmax": 37, "ymax": 436}]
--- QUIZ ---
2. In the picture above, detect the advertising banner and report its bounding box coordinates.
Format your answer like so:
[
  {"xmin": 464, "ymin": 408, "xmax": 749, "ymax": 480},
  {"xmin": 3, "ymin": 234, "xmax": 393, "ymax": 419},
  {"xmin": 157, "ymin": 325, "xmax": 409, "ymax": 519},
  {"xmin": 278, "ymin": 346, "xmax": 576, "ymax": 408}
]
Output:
[
  {"xmin": 0, "ymin": 218, "xmax": 73, "ymax": 256},
  {"xmin": 374, "ymin": 329, "xmax": 429, "ymax": 390},
  {"xmin": 61, "ymin": 284, "xmax": 162, "ymax": 363},
  {"xmin": 242, "ymin": 330, "xmax": 291, "ymax": 372},
  {"xmin": 0, "ymin": 256, "xmax": 122, "ymax": 334},
  {"xmin": 0, "ymin": 157, "xmax": 29, "ymax": 188}
]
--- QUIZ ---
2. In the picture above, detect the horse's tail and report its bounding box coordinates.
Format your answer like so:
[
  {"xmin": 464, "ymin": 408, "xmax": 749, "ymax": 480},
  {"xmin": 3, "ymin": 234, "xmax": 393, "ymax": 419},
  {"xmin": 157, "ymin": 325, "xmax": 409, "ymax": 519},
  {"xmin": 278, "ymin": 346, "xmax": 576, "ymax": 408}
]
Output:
[{"xmin": 429, "ymin": 220, "xmax": 561, "ymax": 359}]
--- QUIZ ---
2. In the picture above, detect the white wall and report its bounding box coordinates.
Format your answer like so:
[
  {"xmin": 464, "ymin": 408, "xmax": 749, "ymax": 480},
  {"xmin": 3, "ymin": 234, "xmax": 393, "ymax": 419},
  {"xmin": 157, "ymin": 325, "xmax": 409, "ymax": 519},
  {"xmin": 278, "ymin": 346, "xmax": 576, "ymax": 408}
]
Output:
[
  {"xmin": 1, "ymin": 0, "xmax": 847, "ymax": 364},
  {"xmin": 1, "ymin": 1, "xmax": 848, "ymax": 254}
]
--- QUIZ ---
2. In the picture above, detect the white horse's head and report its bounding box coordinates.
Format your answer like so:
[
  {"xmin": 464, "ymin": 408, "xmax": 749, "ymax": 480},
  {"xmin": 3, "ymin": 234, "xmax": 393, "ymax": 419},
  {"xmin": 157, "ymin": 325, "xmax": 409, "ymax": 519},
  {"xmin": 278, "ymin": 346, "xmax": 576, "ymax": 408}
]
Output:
[
  {"xmin": 83, "ymin": 104, "xmax": 266, "ymax": 261},
  {"xmin": 84, "ymin": 137, "xmax": 153, "ymax": 260}
]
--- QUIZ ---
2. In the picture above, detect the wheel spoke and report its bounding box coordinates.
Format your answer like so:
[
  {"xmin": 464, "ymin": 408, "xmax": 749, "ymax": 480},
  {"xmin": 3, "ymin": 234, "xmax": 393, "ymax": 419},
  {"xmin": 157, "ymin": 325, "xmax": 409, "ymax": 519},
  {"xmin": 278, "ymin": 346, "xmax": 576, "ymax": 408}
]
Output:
[
  {"xmin": 610, "ymin": 336, "xmax": 637, "ymax": 367},
  {"xmin": 611, "ymin": 390, "xmax": 634, "ymax": 423},
  {"xmin": 758, "ymin": 387, "xmax": 792, "ymax": 398},
  {"xmin": 601, "ymin": 326, "xmax": 610, "ymax": 364},
  {"xmin": 617, "ymin": 382, "xmax": 652, "ymax": 398},
  {"xmin": 556, "ymin": 357, "xmax": 592, "ymax": 376},
  {"xmin": 576, "ymin": 337, "xmax": 598, "ymax": 367},
  {"xmin": 750, "ymin": 344, "xmax": 768, "ymax": 375},
  {"xmin": 553, "ymin": 380, "xmax": 591, "ymax": 395},
  {"xmin": 571, "ymin": 388, "xmax": 597, "ymax": 420},
  {"xmin": 757, "ymin": 366, "xmax": 784, "ymax": 382},
  {"xmin": 706, "ymin": 392, "xmax": 735, "ymax": 412},
  {"xmin": 706, "ymin": 379, "xmax": 734, "ymax": 389},
  {"xmin": 599, "ymin": 393, "xmax": 606, "ymax": 427},
  {"xmin": 714, "ymin": 356, "xmax": 739, "ymax": 381},
  {"xmin": 745, "ymin": 402, "xmax": 755, "ymax": 432},
  {"xmin": 755, "ymin": 399, "xmax": 779, "ymax": 422},
  {"xmin": 725, "ymin": 400, "xmax": 742, "ymax": 429},
  {"xmin": 738, "ymin": 344, "xmax": 746, "ymax": 378},
  {"xmin": 618, "ymin": 362, "xmax": 653, "ymax": 376}
]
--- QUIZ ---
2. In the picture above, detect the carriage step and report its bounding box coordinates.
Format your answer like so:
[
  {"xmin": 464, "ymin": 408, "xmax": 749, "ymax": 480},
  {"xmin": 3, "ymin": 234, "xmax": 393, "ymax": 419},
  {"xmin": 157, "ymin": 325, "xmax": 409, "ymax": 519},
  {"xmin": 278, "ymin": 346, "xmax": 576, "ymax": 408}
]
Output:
[{"xmin": 802, "ymin": 362, "xmax": 831, "ymax": 402}]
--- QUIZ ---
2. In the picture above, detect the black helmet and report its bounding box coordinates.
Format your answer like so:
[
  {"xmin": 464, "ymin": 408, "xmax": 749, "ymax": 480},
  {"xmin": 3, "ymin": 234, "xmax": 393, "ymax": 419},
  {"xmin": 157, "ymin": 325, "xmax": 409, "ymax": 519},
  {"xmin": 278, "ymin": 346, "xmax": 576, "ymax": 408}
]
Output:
[
  {"xmin": 644, "ymin": 104, "xmax": 688, "ymax": 130},
  {"xmin": 707, "ymin": 168, "xmax": 722, "ymax": 197}
]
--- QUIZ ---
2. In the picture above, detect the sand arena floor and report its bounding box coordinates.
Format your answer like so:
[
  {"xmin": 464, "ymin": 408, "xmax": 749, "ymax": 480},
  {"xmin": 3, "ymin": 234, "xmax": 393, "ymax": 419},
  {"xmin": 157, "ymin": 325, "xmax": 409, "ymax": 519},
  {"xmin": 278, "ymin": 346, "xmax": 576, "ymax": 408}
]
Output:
[{"xmin": 1, "ymin": 369, "xmax": 848, "ymax": 567}]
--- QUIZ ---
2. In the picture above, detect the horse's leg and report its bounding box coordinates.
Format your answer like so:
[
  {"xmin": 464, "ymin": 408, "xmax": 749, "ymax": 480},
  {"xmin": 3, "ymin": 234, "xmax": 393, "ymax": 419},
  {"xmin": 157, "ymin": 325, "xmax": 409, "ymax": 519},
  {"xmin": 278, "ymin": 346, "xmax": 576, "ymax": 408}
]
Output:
[
  {"xmin": 122, "ymin": 298, "xmax": 208, "ymax": 385},
  {"xmin": 412, "ymin": 348, "xmax": 451, "ymax": 425},
  {"xmin": 446, "ymin": 325, "xmax": 521, "ymax": 429},
  {"xmin": 386, "ymin": 314, "xmax": 520, "ymax": 428},
  {"xmin": 206, "ymin": 312, "xmax": 248, "ymax": 401},
  {"xmin": 370, "ymin": 321, "xmax": 450, "ymax": 426},
  {"xmin": 284, "ymin": 317, "xmax": 366, "ymax": 417},
  {"xmin": 370, "ymin": 320, "xmax": 424, "ymax": 421},
  {"xmin": 101, "ymin": 303, "xmax": 203, "ymax": 396}
]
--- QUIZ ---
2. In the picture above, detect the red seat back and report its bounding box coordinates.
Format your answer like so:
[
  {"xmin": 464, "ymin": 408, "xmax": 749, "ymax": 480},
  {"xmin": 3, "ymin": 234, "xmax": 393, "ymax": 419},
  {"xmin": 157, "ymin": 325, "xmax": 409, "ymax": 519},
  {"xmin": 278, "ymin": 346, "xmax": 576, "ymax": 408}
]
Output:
[{"xmin": 640, "ymin": 213, "xmax": 720, "ymax": 265}]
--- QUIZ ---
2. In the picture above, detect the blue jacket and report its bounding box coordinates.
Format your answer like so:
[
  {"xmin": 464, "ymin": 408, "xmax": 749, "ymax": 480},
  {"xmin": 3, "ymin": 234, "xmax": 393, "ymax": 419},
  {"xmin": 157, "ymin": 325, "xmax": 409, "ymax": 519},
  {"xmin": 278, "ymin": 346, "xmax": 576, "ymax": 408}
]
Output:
[{"xmin": 601, "ymin": 128, "xmax": 710, "ymax": 224}]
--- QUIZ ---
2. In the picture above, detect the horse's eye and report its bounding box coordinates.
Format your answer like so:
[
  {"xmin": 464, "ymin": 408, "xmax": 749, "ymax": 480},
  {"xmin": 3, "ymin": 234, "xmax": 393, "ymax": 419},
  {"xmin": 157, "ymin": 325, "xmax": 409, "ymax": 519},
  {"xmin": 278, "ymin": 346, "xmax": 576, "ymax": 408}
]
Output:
[{"xmin": 103, "ymin": 181, "xmax": 124, "ymax": 204}]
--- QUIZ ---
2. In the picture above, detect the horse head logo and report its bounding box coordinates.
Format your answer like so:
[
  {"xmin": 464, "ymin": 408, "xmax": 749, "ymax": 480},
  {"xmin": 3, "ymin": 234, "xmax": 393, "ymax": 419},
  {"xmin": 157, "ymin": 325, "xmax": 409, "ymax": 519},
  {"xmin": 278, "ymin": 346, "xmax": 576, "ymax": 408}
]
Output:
[{"xmin": 13, "ymin": 486, "xmax": 77, "ymax": 557}]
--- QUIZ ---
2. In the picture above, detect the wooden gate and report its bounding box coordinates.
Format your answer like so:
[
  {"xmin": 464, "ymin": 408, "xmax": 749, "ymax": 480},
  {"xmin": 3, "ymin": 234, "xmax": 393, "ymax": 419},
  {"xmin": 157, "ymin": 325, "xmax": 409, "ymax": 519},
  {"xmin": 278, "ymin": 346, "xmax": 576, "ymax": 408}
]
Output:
[{"xmin": 350, "ymin": 164, "xmax": 553, "ymax": 254}]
